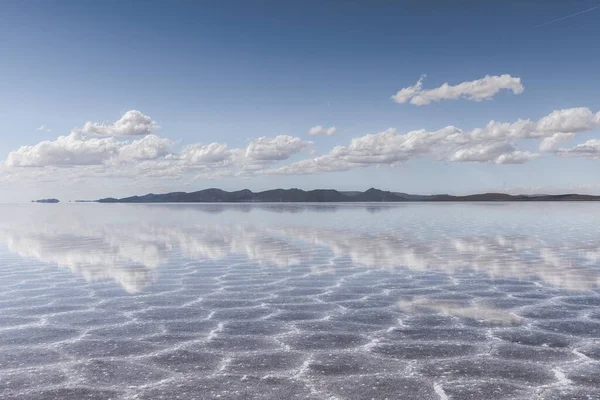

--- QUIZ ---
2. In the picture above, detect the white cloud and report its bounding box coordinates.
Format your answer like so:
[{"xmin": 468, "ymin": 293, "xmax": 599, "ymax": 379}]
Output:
[
  {"xmin": 2, "ymin": 131, "xmax": 314, "ymax": 185},
  {"xmin": 390, "ymin": 75, "xmax": 426, "ymax": 104},
  {"xmin": 133, "ymin": 159, "xmax": 186, "ymax": 179},
  {"xmin": 5, "ymin": 132, "xmax": 171, "ymax": 168},
  {"xmin": 260, "ymin": 107, "xmax": 598, "ymax": 175},
  {"xmin": 245, "ymin": 135, "xmax": 312, "ymax": 162},
  {"xmin": 539, "ymin": 132, "xmax": 575, "ymax": 152},
  {"xmin": 334, "ymin": 128, "xmax": 431, "ymax": 164},
  {"xmin": 5, "ymin": 132, "xmax": 121, "ymax": 167},
  {"xmin": 117, "ymin": 134, "xmax": 172, "ymax": 162},
  {"xmin": 470, "ymin": 108, "xmax": 600, "ymax": 141},
  {"xmin": 78, "ymin": 110, "xmax": 159, "ymax": 137},
  {"xmin": 263, "ymin": 155, "xmax": 356, "ymax": 176},
  {"xmin": 495, "ymin": 150, "xmax": 541, "ymax": 164},
  {"xmin": 535, "ymin": 108, "xmax": 598, "ymax": 134},
  {"xmin": 264, "ymin": 122, "xmax": 535, "ymax": 175},
  {"xmin": 179, "ymin": 142, "xmax": 232, "ymax": 165},
  {"xmin": 260, "ymin": 126, "xmax": 460, "ymax": 175},
  {"xmin": 36, "ymin": 125, "xmax": 51, "ymax": 133},
  {"xmin": 308, "ymin": 125, "xmax": 336, "ymax": 136},
  {"xmin": 449, "ymin": 142, "xmax": 513, "ymax": 163},
  {"xmin": 556, "ymin": 139, "xmax": 600, "ymax": 159},
  {"xmin": 391, "ymin": 74, "xmax": 524, "ymax": 105},
  {"xmin": 347, "ymin": 126, "xmax": 466, "ymax": 162},
  {"xmin": 4, "ymin": 106, "xmax": 600, "ymax": 186},
  {"xmin": 449, "ymin": 142, "xmax": 540, "ymax": 164}
]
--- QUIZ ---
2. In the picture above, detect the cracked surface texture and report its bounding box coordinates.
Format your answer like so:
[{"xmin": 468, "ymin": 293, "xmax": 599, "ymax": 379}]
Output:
[{"xmin": 1, "ymin": 203, "xmax": 600, "ymax": 399}]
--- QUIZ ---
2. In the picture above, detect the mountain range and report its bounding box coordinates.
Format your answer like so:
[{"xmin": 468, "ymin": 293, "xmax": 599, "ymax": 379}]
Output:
[{"xmin": 94, "ymin": 188, "xmax": 600, "ymax": 203}]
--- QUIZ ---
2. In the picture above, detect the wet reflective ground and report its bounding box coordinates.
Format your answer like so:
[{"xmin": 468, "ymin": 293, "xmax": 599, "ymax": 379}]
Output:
[{"xmin": 1, "ymin": 203, "xmax": 600, "ymax": 399}]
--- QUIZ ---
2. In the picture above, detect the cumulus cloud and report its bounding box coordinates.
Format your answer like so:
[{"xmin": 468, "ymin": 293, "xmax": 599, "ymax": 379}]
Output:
[
  {"xmin": 3, "ymin": 128, "xmax": 313, "ymax": 186},
  {"xmin": 556, "ymin": 139, "xmax": 600, "ymax": 159},
  {"xmin": 261, "ymin": 107, "xmax": 600, "ymax": 175},
  {"xmin": 5, "ymin": 132, "xmax": 121, "ymax": 167},
  {"xmin": 4, "ymin": 106, "xmax": 600, "ymax": 185},
  {"xmin": 265, "ymin": 124, "xmax": 508, "ymax": 175},
  {"xmin": 469, "ymin": 108, "xmax": 600, "ymax": 141},
  {"xmin": 308, "ymin": 125, "xmax": 336, "ymax": 136},
  {"xmin": 450, "ymin": 142, "xmax": 512, "ymax": 163},
  {"xmin": 2, "ymin": 105, "xmax": 319, "ymax": 187},
  {"xmin": 449, "ymin": 142, "xmax": 540, "ymax": 164},
  {"xmin": 261, "ymin": 126, "xmax": 459, "ymax": 175},
  {"xmin": 535, "ymin": 108, "xmax": 598, "ymax": 135},
  {"xmin": 391, "ymin": 74, "xmax": 524, "ymax": 105},
  {"xmin": 179, "ymin": 142, "xmax": 233, "ymax": 165},
  {"xmin": 342, "ymin": 126, "xmax": 466, "ymax": 163},
  {"xmin": 5, "ymin": 132, "xmax": 172, "ymax": 168},
  {"xmin": 118, "ymin": 134, "xmax": 313, "ymax": 179},
  {"xmin": 245, "ymin": 135, "xmax": 312, "ymax": 162},
  {"xmin": 539, "ymin": 132, "xmax": 575, "ymax": 152},
  {"xmin": 78, "ymin": 110, "xmax": 159, "ymax": 137},
  {"xmin": 117, "ymin": 135, "xmax": 172, "ymax": 163}
]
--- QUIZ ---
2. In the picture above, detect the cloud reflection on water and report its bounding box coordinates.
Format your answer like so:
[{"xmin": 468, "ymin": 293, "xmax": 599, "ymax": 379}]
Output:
[{"xmin": 0, "ymin": 204, "xmax": 599, "ymax": 293}]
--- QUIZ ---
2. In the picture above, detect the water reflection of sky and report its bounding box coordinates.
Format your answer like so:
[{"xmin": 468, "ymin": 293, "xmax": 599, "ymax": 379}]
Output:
[{"xmin": 0, "ymin": 203, "xmax": 599, "ymax": 293}]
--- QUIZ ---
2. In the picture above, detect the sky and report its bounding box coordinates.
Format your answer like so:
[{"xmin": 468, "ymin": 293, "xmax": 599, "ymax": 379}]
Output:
[{"xmin": 1, "ymin": 0, "xmax": 600, "ymax": 202}]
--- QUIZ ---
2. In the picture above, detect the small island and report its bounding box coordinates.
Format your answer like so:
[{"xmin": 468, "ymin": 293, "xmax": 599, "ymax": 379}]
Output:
[{"xmin": 31, "ymin": 198, "xmax": 60, "ymax": 203}]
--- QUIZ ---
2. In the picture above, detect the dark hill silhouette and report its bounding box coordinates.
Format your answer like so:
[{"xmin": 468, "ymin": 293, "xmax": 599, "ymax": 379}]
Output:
[
  {"xmin": 95, "ymin": 189, "xmax": 600, "ymax": 203},
  {"xmin": 427, "ymin": 193, "xmax": 600, "ymax": 202},
  {"xmin": 32, "ymin": 198, "xmax": 60, "ymax": 203},
  {"xmin": 352, "ymin": 188, "xmax": 406, "ymax": 202}
]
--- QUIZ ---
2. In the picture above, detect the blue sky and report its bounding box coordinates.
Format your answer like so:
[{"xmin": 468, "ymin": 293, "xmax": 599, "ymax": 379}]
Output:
[{"xmin": 1, "ymin": 0, "xmax": 600, "ymax": 201}]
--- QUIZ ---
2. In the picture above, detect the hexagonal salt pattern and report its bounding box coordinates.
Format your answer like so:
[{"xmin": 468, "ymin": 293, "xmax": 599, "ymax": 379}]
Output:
[{"xmin": 0, "ymin": 203, "xmax": 600, "ymax": 399}]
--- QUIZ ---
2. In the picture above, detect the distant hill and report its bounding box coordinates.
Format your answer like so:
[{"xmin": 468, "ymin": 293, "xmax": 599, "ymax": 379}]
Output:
[
  {"xmin": 427, "ymin": 193, "xmax": 600, "ymax": 202},
  {"xmin": 32, "ymin": 198, "xmax": 60, "ymax": 203},
  {"xmin": 393, "ymin": 192, "xmax": 432, "ymax": 201},
  {"xmin": 95, "ymin": 189, "xmax": 600, "ymax": 203}
]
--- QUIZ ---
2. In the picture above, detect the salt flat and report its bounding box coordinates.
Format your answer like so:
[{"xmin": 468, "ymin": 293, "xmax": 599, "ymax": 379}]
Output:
[{"xmin": 0, "ymin": 203, "xmax": 599, "ymax": 399}]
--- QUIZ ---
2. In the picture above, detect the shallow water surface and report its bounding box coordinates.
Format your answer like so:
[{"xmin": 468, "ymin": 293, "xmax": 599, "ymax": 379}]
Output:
[{"xmin": 1, "ymin": 203, "xmax": 600, "ymax": 399}]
